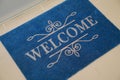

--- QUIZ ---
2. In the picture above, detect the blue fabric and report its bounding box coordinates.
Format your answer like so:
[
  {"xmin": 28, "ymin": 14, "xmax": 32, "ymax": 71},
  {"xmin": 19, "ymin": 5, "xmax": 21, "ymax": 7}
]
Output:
[{"xmin": 0, "ymin": 0, "xmax": 120, "ymax": 80}]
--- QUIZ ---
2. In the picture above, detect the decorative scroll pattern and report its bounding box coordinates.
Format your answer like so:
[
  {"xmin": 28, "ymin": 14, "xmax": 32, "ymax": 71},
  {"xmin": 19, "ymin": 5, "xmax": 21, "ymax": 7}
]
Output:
[
  {"xmin": 27, "ymin": 12, "xmax": 77, "ymax": 42},
  {"xmin": 47, "ymin": 34, "xmax": 99, "ymax": 68}
]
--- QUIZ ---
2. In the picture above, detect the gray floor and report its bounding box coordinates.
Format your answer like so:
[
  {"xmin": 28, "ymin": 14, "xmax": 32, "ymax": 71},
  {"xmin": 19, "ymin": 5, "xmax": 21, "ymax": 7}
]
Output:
[{"xmin": 0, "ymin": 0, "xmax": 43, "ymax": 22}]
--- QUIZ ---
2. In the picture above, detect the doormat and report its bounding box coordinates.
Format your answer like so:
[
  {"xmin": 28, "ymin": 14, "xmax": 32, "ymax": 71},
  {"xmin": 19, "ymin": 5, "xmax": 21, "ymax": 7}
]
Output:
[{"xmin": 0, "ymin": 0, "xmax": 120, "ymax": 80}]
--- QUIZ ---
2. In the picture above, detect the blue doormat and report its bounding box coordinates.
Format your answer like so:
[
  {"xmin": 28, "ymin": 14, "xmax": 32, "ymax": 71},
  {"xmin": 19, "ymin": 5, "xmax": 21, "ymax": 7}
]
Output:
[{"xmin": 0, "ymin": 0, "xmax": 120, "ymax": 80}]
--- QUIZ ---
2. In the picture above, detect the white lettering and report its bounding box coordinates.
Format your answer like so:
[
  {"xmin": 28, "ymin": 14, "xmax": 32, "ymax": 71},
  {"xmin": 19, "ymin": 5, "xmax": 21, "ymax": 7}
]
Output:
[{"xmin": 25, "ymin": 46, "xmax": 41, "ymax": 61}]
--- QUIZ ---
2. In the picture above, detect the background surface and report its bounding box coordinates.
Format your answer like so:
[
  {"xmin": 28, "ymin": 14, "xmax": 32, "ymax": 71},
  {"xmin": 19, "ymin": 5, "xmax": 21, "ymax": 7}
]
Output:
[{"xmin": 0, "ymin": 0, "xmax": 120, "ymax": 80}]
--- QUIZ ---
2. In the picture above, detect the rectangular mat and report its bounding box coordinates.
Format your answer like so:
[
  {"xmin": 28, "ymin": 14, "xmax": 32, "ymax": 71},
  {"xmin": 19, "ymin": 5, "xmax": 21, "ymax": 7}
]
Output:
[{"xmin": 0, "ymin": 0, "xmax": 120, "ymax": 80}]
